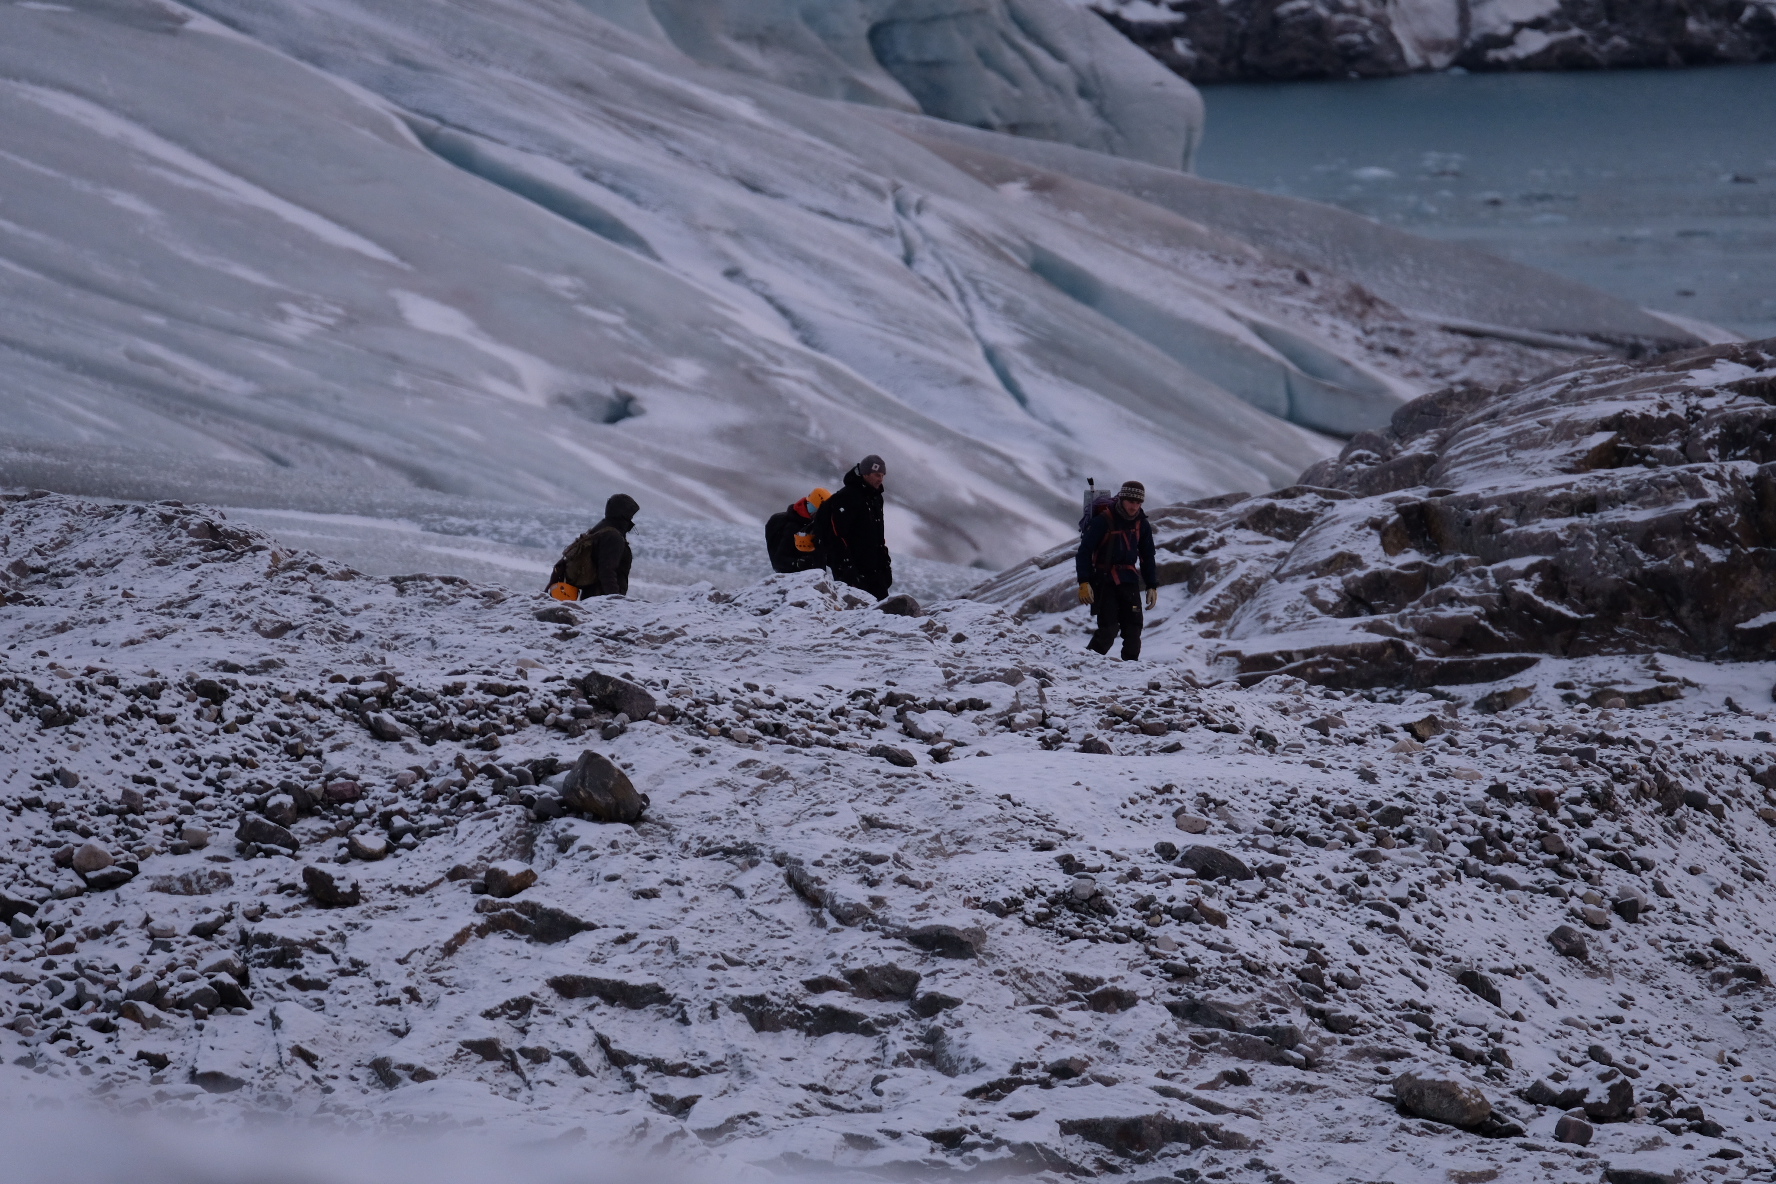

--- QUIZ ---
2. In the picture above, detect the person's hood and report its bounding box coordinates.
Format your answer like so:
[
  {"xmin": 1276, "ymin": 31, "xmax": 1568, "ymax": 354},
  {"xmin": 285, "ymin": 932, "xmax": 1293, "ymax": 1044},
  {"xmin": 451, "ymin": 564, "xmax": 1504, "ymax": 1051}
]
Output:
[
  {"xmin": 603, "ymin": 493, "xmax": 639, "ymax": 531},
  {"xmin": 842, "ymin": 467, "xmax": 881, "ymax": 494}
]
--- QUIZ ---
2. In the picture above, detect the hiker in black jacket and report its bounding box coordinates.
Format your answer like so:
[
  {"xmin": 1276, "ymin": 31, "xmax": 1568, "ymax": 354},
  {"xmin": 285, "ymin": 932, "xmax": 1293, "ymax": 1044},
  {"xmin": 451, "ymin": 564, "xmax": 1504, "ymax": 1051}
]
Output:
[
  {"xmin": 815, "ymin": 455, "xmax": 891, "ymax": 599},
  {"xmin": 1077, "ymin": 480, "xmax": 1157, "ymax": 660},
  {"xmin": 546, "ymin": 493, "xmax": 637, "ymax": 598}
]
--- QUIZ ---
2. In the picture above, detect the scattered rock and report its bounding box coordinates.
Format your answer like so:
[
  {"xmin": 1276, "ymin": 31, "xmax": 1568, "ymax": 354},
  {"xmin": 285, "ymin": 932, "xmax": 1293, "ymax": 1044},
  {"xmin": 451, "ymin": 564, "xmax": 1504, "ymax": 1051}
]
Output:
[
  {"xmin": 347, "ymin": 832, "xmax": 390, "ymax": 861},
  {"xmin": 264, "ymin": 794, "xmax": 298, "ymax": 828},
  {"xmin": 1078, "ymin": 736, "xmax": 1113, "ymax": 755},
  {"xmin": 558, "ymin": 750, "xmax": 647, "ymax": 823},
  {"xmin": 876, "ymin": 593, "xmax": 922, "ymax": 616},
  {"xmin": 1554, "ymin": 1114, "xmax": 1594, "ymax": 1146},
  {"xmin": 1604, "ymin": 1165, "xmax": 1684, "ymax": 1184},
  {"xmin": 70, "ymin": 841, "xmax": 113, "ymax": 874},
  {"xmin": 237, "ymin": 814, "xmax": 299, "ymax": 852},
  {"xmin": 83, "ymin": 866, "xmax": 135, "ymax": 892},
  {"xmin": 548, "ymin": 974, "xmax": 671, "ymax": 1009},
  {"xmin": 148, "ymin": 869, "xmax": 234, "ymax": 896},
  {"xmin": 902, "ymin": 922, "xmax": 987, "ymax": 958},
  {"xmin": 484, "ymin": 860, "xmax": 537, "ymax": 898},
  {"xmin": 473, "ymin": 898, "xmax": 593, "ymax": 943},
  {"xmin": 302, "ymin": 864, "xmax": 361, "ymax": 907},
  {"xmin": 181, "ymin": 824, "xmax": 211, "ymax": 849},
  {"xmin": 1455, "ymin": 968, "xmax": 1501, "ymax": 1008},
  {"xmin": 868, "ymin": 743, "xmax": 917, "ymax": 767},
  {"xmin": 1057, "ymin": 1113, "xmax": 1245, "ymax": 1155},
  {"xmin": 1548, "ymin": 925, "xmax": 1589, "ymax": 960},
  {"xmin": 1175, "ymin": 845, "xmax": 1254, "ymax": 881},
  {"xmin": 1392, "ymin": 1069, "xmax": 1491, "ymax": 1128},
  {"xmin": 845, "ymin": 963, "xmax": 921, "ymax": 1000},
  {"xmin": 581, "ymin": 670, "xmax": 657, "ymax": 721},
  {"xmin": 1475, "ymin": 686, "xmax": 1533, "ymax": 713},
  {"xmin": 1173, "ymin": 812, "xmax": 1210, "ymax": 834},
  {"xmin": 364, "ymin": 711, "xmax": 404, "ymax": 742},
  {"xmin": 1524, "ymin": 1077, "xmax": 1589, "ymax": 1109},
  {"xmin": 323, "ymin": 779, "xmax": 362, "ymax": 804}
]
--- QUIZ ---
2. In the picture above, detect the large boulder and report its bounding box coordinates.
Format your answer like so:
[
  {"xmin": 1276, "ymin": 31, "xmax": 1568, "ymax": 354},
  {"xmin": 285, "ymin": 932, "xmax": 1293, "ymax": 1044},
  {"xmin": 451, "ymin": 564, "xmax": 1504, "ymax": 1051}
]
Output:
[
  {"xmin": 1392, "ymin": 1069, "xmax": 1491, "ymax": 1128},
  {"xmin": 558, "ymin": 750, "xmax": 647, "ymax": 824}
]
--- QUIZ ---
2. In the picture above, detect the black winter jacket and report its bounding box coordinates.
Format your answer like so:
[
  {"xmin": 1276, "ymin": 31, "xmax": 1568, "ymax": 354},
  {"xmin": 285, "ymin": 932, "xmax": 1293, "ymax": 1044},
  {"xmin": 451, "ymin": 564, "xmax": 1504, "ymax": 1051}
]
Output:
[
  {"xmin": 814, "ymin": 468, "xmax": 891, "ymax": 596},
  {"xmin": 549, "ymin": 494, "xmax": 637, "ymax": 597},
  {"xmin": 1077, "ymin": 505, "xmax": 1156, "ymax": 588}
]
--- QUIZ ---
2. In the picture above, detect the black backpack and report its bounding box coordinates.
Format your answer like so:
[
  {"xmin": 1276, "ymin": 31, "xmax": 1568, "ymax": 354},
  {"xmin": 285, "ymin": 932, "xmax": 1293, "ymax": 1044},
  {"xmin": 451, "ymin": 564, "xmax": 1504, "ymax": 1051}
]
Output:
[{"xmin": 765, "ymin": 510, "xmax": 819, "ymax": 574}]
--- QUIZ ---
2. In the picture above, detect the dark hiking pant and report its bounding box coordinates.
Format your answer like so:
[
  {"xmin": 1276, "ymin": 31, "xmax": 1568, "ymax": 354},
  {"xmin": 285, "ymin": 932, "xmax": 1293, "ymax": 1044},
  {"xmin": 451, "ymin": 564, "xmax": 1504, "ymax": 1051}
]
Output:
[{"xmin": 1087, "ymin": 578, "xmax": 1143, "ymax": 660}]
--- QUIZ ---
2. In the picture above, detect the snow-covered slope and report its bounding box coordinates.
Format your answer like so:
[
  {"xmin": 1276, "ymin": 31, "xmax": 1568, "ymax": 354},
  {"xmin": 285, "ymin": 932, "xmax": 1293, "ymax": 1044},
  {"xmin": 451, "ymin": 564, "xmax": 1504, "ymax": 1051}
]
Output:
[
  {"xmin": 0, "ymin": 0, "xmax": 1697, "ymax": 577},
  {"xmin": 5, "ymin": 480, "xmax": 1776, "ymax": 1183}
]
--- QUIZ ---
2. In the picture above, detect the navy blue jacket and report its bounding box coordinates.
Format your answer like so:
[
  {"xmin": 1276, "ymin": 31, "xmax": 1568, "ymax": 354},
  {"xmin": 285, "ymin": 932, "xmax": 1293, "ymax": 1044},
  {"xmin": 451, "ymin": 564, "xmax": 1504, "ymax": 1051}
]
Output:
[{"xmin": 1077, "ymin": 507, "xmax": 1157, "ymax": 588}]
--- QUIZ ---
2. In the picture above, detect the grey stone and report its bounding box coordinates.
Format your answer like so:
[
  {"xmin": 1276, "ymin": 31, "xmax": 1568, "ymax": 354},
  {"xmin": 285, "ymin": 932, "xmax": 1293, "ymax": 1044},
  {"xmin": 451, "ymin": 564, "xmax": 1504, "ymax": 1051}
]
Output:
[
  {"xmin": 1176, "ymin": 845, "xmax": 1254, "ymax": 881},
  {"xmin": 264, "ymin": 793, "xmax": 298, "ymax": 827},
  {"xmin": 559, "ymin": 750, "xmax": 647, "ymax": 823},
  {"xmin": 1455, "ymin": 968, "xmax": 1501, "ymax": 1007},
  {"xmin": 580, "ymin": 670, "xmax": 656, "ymax": 721},
  {"xmin": 148, "ymin": 868, "xmax": 234, "ymax": 895},
  {"xmin": 347, "ymin": 832, "xmax": 390, "ymax": 861},
  {"xmin": 302, "ymin": 864, "xmax": 360, "ymax": 907},
  {"xmin": 1548, "ymin": 924, "xmax": 1589, "ymax": 960},
  {"xmin": 1555, "ymin": 1114, "xmax": 1594, "ymax": 1146},
  {"xmin": 868, "ymin": 743, "xmax": 917, "ymax": 767},
  {"xmin": 71, "ymin": 841, "xmax": 113, "ymax": 874},
  {"xmin": 876, "ymin": 593, "xmax": 922, "ymax": 617},
  {"xmin": 1604, "ymin": 1166, "xmax": 1684, "ymax": 1184},
  {"xmin": 83, "ymin": 866, "xmax": 135, "ymax": 892},
  {"xmin": 483, "ymin": 859, "xmax": 537, "ymax": 898},
  {"xmin": 1173, "ymin": 812, "xmax": 1210, "ymax": 834},
  {"xmin": 548, "ymin": 973, "xmax": 671, "ymax": 1009},
  {"xmin": 180, "ymin": 824, "xmax": 211, "ymax": 849},
  {"xmin": 903, "ymin": 922, "xmax": 987, "ymax": 958},
  {"xmin": 1392, "ymin": 1069, "xmax": 1491, "ymax": 1128},
  {"xmin": 845, "ymin": 963, "xmax": 921, "ymax": 1000},
  {"xmin": 364, "ymin": 711, "xmax": 404, "ymax": 742},
  {"xmin": 1524, "ymin": 1077, "xmax": 1589, "ymax": 1109},
  {"xmin": 237, "ymin": 814, "xmax": 299, "ymax": 851}
]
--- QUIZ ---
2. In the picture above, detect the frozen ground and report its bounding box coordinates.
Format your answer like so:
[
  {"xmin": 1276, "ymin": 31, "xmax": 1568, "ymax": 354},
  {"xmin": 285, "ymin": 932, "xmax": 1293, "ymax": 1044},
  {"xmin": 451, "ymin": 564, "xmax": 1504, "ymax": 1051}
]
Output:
[{"xmin": 3, "ymin": 488, "xmax": 1776, "ymax": 1184}]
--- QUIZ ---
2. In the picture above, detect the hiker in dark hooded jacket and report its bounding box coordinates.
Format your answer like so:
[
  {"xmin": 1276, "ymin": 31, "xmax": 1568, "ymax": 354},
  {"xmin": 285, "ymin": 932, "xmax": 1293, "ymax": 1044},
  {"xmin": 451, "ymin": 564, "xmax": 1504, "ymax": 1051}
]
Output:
[
  {"xmin": 547, "ymin": 493, "xmax": 638, "ymax": 599},
  {"xmin": 1077, "ymin": 480, "xmax": 1157, "ymax": 660},
  {"xmin": 814, "ymin": 455, "xmax": 891, "ymax": 599}
]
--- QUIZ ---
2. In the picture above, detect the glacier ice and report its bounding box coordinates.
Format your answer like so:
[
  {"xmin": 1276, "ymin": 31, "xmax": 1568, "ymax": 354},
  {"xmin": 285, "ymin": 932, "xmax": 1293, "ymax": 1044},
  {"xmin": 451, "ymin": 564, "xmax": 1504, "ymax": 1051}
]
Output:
[{"xmin": 0, "ymin": 0, "xmax": 1700, "ymax": 580}]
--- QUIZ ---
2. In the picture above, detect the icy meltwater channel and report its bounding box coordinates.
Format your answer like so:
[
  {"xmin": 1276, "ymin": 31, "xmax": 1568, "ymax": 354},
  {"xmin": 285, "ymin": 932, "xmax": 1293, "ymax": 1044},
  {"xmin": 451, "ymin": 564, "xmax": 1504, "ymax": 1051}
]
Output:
[{"xmin": 1194, "ymin": 63, "xmax": 1776, "ymax": 341}]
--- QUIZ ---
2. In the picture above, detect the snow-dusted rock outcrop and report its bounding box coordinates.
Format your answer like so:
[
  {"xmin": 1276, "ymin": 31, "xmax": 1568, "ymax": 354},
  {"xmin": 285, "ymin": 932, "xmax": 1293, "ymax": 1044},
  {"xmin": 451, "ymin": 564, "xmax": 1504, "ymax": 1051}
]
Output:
[
  {"xmin": 972, "ymin": 338, "xmax": 1776, "ymax": 688},
  {"xmin": 1085, "ymin": 0, "xmax": 1776, "ymax": 81}
]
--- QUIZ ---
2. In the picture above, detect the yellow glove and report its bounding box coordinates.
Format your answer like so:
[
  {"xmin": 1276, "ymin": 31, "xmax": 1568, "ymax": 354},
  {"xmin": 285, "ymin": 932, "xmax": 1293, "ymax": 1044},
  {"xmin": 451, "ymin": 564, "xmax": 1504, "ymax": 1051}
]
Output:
[
  {"xmin": 1078, "ymin": 582, "xmax": 1093, "ymax": 605},
  {"xmin": 1145, "ymin": 587, "xmax": 1158, "ymax": 610}
]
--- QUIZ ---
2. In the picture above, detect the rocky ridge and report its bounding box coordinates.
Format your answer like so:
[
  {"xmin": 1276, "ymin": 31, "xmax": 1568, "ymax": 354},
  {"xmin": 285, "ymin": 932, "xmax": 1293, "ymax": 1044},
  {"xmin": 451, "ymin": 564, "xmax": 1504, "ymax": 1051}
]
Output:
[
  {"xmin": 973, "ymin": 338, "xmax": 1776, "ymax": 692},
  {"xmin": 1086, "ymin": 0, "xmax": 1776, "ymax": 83},
  {"xmin": 3, "ymin": 484, "xmax": 1776, "ymax": 1181}
]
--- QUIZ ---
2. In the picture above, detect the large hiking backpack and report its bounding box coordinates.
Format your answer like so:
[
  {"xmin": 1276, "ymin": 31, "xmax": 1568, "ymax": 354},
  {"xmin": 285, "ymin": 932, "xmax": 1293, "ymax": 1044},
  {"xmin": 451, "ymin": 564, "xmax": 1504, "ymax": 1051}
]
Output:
[
  {"xmin": 1079, "ymin": 478, "xmax": 1142, "ymax": 585},
  {"xmin": 766, "ymin": 509, "xmax": 823, "ymax": 573}
]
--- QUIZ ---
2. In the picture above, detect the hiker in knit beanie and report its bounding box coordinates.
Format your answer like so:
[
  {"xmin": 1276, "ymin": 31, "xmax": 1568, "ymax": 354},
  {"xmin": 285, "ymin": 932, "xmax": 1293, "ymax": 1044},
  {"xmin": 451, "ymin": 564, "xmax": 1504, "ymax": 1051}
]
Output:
[
  {"xmin": 1076, "ymin": 479, "xmax": 1158, "ymax": 660},
  {"xmin": 813, "ymin": 455, "xmax": 892, "ymax": 599}
]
